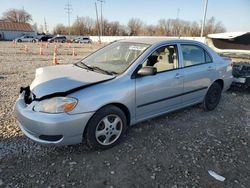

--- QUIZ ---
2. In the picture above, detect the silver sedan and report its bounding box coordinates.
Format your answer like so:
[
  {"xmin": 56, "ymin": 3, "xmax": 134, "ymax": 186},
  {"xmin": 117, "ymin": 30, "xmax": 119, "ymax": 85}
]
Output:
[{"xmin": 15, "ymin": 38, "xmax": 233, "ymax": 149}]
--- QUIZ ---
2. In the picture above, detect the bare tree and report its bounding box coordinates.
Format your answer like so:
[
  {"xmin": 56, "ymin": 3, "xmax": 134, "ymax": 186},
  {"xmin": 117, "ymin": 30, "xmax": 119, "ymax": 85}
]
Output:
[
  {"xmin": 53, "ymin": 24, "xmax": 68, "ymax": 35},
  {"xmin": 158, "ymin": 19, "xmax": 171, "ymax": 36},
  {"xmin": 53, "ymin": 16, "xmax": 226, "ymax": 37},
  {"xmin": 2, "ymin": 9, "xmax": 32, "ymax": 23},
  {"xmin": 71, "ymin": 17, "xmax": 95, "ymax": 35},
  {"xmin": 127, "ymin": 18, "xmax": 143, "ymax": 36},
  {"xmin": 156, "ymin": 17, "xmax": 226, "ymax": 37},
  {"xmin": 203, "ymin": 17, "xmax": 226, "ymax": 35},
  {"xmin": 189, "ymin": 21, "xmax": 200, "ymax": 36},
  {"xmin": 143, "ymin": 25, "xmax": 158, "ymax": 36}
]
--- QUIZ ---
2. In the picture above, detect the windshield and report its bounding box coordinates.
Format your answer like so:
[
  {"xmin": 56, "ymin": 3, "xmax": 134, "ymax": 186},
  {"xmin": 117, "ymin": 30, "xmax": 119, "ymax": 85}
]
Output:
[{"xmin": 80, "ymin": 42, "xmax": 149, "ymax": 74}]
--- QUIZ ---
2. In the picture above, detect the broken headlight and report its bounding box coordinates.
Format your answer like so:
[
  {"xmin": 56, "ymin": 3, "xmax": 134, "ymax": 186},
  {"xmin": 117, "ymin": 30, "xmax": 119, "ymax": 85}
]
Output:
[{"xmin": 33, "ymin": 97, "xmax": 77, "ymax": 113}]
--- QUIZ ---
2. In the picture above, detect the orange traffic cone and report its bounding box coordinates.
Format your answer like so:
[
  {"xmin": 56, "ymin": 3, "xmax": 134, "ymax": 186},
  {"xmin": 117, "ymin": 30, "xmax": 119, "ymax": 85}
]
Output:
[
  {"xmin": 72, "ymin": 48, "xmax": 77, "ymax": 56},
  {"xmin": 24, "ymin": 45, "xmax": 28, "ymax": 53},
  {"xmin": 53, "ymin": 52, "xmax": 59, "ymax": 65},
  {"xmin": 39, "ymin": 47, "xmax": 44, "ymax": 55},
  {"xmin": 12, "ymin": 40, "xmax": 17, "ymax": 45}
]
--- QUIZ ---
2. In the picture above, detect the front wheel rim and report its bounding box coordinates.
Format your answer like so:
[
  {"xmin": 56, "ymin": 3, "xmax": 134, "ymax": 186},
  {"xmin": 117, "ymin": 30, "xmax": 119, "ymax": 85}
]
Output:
[
  {"xmin": 95, "ymin": 114, "xmax": 123, "ymax": 146},
  {"xmin": 208, "ymin": 88, "xmax": 220, "ymax": 105}
]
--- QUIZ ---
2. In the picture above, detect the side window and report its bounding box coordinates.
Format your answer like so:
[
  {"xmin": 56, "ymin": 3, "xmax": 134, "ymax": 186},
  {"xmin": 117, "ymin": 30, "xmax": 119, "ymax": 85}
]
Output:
[
  {"xmin": 181, "ymin": 44, "xmax": 212, "ymax": 67},
  {"xmin": 205, "ymin": 51, "xmax": 212, "ymax": 63},
  {"xmin": 143, "ymin": 45, "xmax": 179, "ymax": 73}
]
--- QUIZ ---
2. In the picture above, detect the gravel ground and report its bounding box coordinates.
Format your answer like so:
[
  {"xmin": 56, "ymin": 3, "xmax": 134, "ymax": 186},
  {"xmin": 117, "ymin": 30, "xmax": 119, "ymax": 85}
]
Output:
[{"xmin": 0, "ymin": 41, "xmax": 250, "ymax": 188}]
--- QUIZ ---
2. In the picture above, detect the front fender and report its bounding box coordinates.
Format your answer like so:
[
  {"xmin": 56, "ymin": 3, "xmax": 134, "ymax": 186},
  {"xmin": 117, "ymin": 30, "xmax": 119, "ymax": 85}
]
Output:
[{"xmin": 68, "ymin": 76, "xmax": 135, "ymax": 120}]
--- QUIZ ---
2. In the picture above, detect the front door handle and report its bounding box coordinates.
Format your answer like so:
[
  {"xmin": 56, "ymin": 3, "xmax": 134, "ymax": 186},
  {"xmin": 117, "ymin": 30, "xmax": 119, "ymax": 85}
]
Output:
[{"xmin": 175, "ymin": 73, "xmax": 183, "ymax": 79}]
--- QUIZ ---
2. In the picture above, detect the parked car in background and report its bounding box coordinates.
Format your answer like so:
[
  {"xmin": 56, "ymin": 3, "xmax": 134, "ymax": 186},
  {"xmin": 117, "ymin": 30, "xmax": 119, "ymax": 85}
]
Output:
[
  {"xmin": 72, "ymin": 36, "xmax": 80, "ymax": 43},
  {"xmin": 39, "ymin": 35, "xmax": 54, "ymax": 42},
  {"xmin": 73, "ymin": 36, "xmax": 92, "ymax": 43},
  {"xmin": 15, "ymin": 38, "xmax": 233, "ymax": 149},
  {"xmin": 48, "ymin": 36, "xmax": 67, "ymax": 43},
  {"xmin": 14, "ymin": 36, "xmax": 38, "ymax": 43}
]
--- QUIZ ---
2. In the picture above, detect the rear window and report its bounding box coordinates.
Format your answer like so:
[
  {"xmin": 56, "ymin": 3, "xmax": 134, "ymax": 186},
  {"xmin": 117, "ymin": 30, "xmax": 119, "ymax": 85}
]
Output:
[{"xmin": 181, "ymin": 44, "xmax": 213, "ymax": 67}]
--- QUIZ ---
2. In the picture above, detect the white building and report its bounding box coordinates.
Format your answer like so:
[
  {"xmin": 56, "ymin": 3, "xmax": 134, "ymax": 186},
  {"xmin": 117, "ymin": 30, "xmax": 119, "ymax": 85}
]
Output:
[{"xmin": 0, "ymin": 21, "xmax": 37, "ymax": 41}]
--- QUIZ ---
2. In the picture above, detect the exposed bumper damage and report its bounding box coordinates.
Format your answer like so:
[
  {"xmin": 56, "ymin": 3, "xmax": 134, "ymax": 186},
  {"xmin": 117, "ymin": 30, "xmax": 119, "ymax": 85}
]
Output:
[{"xmin": 232, "ymin": 62, "xmax": 250, "ymax": 88}]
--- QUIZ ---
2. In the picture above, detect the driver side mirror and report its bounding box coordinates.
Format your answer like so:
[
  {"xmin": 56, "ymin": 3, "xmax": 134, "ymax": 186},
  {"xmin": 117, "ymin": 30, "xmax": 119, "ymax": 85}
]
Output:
[{"xmin": 137, "ymin": 66, "xmax": 157, "ymax": 77}]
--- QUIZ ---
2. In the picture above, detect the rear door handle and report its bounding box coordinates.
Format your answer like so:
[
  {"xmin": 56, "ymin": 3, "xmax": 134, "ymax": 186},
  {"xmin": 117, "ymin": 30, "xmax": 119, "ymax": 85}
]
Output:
[{"xmin": 175, "ymin": 73, "xmax": 183, "ymax": 79}]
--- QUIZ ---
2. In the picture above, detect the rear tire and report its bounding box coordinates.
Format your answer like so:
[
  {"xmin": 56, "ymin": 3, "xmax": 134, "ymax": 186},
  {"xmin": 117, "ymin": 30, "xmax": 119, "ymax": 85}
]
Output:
[
  {"xmin": 203, "ymin": 82, "xmax": 222, "ymax": 111},
  {"xmin": 85, "ymin": 105, "xmax": 127, "ymax": 150}
]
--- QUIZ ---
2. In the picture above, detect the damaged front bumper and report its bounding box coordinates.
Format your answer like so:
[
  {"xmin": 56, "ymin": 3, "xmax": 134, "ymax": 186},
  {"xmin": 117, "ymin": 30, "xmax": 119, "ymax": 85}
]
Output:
[{"xmin": 15, "ymin": 93, "xmax": 94, "ymax": 146}]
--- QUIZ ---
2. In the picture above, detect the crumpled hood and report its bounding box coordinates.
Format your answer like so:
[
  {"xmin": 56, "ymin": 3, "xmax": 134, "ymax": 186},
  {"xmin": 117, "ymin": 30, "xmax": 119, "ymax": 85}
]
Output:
[{"xmin": 30, "ymin": 64, "xmax": 115, "ymax": 98}]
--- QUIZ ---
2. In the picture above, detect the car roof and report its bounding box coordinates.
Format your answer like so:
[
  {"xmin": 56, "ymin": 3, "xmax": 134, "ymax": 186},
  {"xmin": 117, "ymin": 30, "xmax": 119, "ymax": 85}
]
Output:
[{"xmin": 119, "ymin": 37, "xmax": 203, "ymax": 45}]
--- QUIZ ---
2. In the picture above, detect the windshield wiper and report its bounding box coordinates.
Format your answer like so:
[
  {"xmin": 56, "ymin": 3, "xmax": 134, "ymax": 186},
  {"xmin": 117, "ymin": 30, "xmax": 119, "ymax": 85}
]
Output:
[
  {"xmin": 80, "ymin": 62, "xmax": 94, "ymax": 71},
  {"xmin": 76, "ymin": 62, "xmax": 117, "ymax": 75},
  {"xmin": 90, "ymin": 66, "xmax": 117, "ymax": 75},
  {"xmin": 75, "ymin": 62, "xmax": 94, "ymax": 71}
]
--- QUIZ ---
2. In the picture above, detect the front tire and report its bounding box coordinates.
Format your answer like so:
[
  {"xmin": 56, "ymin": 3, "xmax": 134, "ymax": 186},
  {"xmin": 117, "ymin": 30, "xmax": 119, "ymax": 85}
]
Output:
[
  {"xmin": 86, "ymin": 105, "xmax": 127, "ymax": 150},
  {"xmin": 203, "ymin": 82, "xmax": 222, "ymax": 111}
]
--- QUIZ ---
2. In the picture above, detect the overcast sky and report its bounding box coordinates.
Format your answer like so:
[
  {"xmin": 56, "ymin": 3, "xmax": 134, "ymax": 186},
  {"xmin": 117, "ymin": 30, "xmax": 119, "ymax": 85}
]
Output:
[{"xmin": 0, "ymin": 0, "xmax": 249, "ymax": 33}]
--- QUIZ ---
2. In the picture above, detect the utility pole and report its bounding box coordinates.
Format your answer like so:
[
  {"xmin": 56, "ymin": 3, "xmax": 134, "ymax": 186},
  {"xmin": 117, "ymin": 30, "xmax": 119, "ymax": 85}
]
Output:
[
  {"xmin": 201, "ymin": 0, "xmax": 208, "ymax": 37},
  {"xmin": 176, "ymin": 8, "xmax": 180, "ymax": 20},
  {"xmin": 76, "ymin": 16, "xmax": 80, "ymax": 35},
  {"xmin": 65, "ymin": 0, "xmax": 73, "ymax": 35},
  {"xmin": 97, "ymin": 0, "xmax": 105, "ymax": 36},
  {"xmin": 176, "ymin": 8, "xmax": 181, "ymax": 37},
  {"xmin": 95, "ymin": 2, "xmax": 101, "ymax": 43},
  {"xmin": 44, "ymin": 18, "xmax": 48, "ymax": 34}
]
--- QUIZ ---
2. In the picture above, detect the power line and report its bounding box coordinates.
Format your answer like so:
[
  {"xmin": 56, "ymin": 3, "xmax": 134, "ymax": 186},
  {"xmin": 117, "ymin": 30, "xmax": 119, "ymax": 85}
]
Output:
[{"xmin": 65, "ymin": 0, "xmax": 73, "ymax": 35}]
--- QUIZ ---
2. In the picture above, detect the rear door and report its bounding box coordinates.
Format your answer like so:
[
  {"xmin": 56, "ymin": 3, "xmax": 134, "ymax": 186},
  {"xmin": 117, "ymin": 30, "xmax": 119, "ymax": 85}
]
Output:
[
  {"xmin": 179, "ymin": 44, "xmax": 216, "ymax": 105},
  {"xmin": 23, "ymin": 36, "xmax": 29, "ymax": 42},
  {"xmin": 135, "ymin": 44, "xmax": 184, "ymax": 121}
]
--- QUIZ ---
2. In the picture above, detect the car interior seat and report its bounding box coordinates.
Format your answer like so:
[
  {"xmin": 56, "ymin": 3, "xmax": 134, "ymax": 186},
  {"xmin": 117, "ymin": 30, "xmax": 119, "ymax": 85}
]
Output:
[
  {"xmin": 145, "ymin": 55, "xmax": 158, "ymax": 67},
  {"xmin": 153, "ymin": 48, "xmax": 174, "ymax": 72},
  {"xmin": 168, "ymin": 46, "xmax": 178, "ymax": 69}
]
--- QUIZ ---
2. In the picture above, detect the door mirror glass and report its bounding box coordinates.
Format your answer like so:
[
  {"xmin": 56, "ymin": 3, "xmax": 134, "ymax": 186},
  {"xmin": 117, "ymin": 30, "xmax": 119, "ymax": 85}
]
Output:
[{"xmin": 137, "ymin": 66, "xmax": 157, "ymax": 77}]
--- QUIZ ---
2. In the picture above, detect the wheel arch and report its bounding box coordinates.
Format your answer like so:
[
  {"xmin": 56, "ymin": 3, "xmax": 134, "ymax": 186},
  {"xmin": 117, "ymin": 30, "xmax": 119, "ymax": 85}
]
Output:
[
  {"xmin": 214, "ymin": 79, "xmax": 224, "ymax": 90},
  {"xmin": 82, "ymin": 102, "xmax": 131, "ymax": 141}
]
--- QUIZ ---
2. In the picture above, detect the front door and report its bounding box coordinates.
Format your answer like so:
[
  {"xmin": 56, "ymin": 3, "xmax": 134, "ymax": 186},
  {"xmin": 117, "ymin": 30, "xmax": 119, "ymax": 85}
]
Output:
[{"xmin": 135, "ymin": 44, "xmax": 184, "ymax": 121}]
